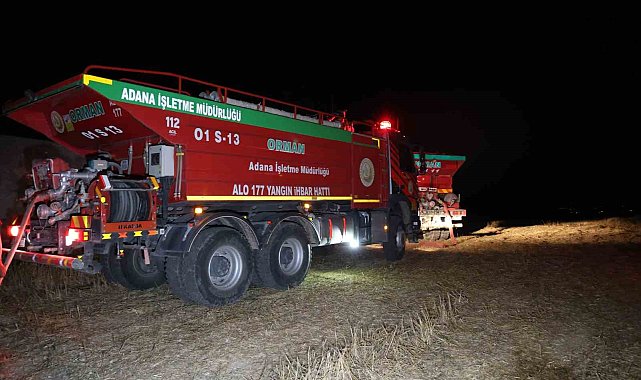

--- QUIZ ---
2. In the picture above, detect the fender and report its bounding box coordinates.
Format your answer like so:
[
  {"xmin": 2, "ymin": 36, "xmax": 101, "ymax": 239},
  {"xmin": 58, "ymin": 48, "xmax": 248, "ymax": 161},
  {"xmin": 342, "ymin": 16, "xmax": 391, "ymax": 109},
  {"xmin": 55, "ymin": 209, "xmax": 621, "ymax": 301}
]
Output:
[
  {"xmin": 260, "ymin": 213, "xmax": 320, "ymax": 248},
  {"xmin": 156, "ymin": 212, "xmax": 259, "ymax": 257}
]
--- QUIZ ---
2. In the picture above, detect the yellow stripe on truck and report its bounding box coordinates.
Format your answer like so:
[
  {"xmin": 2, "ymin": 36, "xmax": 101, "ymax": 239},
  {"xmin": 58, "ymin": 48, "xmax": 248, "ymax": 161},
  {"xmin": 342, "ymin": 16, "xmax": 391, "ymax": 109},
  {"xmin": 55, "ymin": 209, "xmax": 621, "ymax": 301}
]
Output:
[
  {"xmin": 70, "ymin": 215, "xmax": 91, "ymax": 228},
  {"xmin": 149, "ymin": 176, "xmax": 160, "ymax": 190},
  {"xmin": 102, "ymin": 230, "xmax": 158, "ymax": 240},
  {"xmin": 82, "ymin": 74, "xmax": 113, "ymax": 86},
  {"xmin": 186, "ymin": 195, "xmax": 353, "ymax": 201}
]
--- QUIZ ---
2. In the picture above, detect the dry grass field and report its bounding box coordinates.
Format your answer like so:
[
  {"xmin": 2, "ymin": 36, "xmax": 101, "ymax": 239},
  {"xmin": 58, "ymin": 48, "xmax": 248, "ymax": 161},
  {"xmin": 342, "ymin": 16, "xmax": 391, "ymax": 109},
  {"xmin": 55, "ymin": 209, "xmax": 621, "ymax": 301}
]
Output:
[{"xmin": 1, "ymin": 217, "xmax": 640, "ymax": 379}]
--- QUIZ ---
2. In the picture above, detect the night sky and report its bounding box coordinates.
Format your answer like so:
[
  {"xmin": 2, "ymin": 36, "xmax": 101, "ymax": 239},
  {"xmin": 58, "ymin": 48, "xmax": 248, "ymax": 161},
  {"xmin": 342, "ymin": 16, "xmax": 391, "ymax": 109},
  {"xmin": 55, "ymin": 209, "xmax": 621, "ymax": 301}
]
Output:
[{"xmin": 1, "ymin": 19, "xmax": 637, "ymax": 219}]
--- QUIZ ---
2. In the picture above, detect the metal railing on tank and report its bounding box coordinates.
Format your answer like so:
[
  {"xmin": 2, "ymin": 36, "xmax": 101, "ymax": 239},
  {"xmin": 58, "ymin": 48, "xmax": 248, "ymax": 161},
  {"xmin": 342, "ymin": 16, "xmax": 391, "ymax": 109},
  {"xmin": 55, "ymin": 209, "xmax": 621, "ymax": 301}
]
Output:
[{"xmin": 84, "ymin": 65, "xmax": 347, "ymax": 129}]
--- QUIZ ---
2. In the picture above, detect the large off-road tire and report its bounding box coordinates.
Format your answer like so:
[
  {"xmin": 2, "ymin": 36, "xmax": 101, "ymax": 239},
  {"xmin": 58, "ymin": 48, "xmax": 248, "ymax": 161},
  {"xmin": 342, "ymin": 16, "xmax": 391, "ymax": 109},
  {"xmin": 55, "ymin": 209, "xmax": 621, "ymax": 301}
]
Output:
[
  {"xmin": 254, "ymin": 223, "xmax": 311, "ymax": 290},
  {"xmin": 120, "ymin": 248, "xmax": 166, "ymax": 290},
  {"xmin": 384, "ymin": 216, "xmax": 406, "ymax": 261},
  {"xmin": 165, "ymin": 256, "xmax": 195, "ymax": 304},
  {"xmin": 424, "ymin": 229, "xmax": 449, "ymax": 241},
  {"xmin": 100, "ymin": 245, "xmax": 165, "ymax": 290},
  {"xmin": 177, "ymin": 228, "xmax": 253, "ymax": 307},
  {"xmin": 100, "ymin": 244, "xmax": 130, "ymax": 288},
  {"xmin": 425, "ymin": 230, "xmax": 439, "ymax": 241}
]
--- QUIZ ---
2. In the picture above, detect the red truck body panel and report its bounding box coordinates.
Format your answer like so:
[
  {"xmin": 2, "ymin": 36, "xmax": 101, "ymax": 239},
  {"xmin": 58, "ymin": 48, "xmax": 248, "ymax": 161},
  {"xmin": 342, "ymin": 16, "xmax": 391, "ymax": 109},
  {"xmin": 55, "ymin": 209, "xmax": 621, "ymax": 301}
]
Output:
[
  {"xmin": 5, "ymin": 74, "xmax": 389, "ymax": 207},
  {"xmin": 414, "ymin": 154, "xmax": 465, "ymax": 193}
]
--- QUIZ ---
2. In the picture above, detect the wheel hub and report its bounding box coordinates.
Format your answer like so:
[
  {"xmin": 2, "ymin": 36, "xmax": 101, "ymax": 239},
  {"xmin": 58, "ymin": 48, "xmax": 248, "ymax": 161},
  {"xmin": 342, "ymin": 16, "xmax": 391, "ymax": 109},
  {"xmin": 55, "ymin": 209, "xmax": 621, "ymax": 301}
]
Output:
[
  {"xmin": 209, "ymin": 256, "xmax": 231, "ymax": 277},
  {"xmin": 280, "ymin": 247, "xmax": 294, "ymax": 266},
  {"xmin": 207, "ymin": 246, "xmax": 243, "ymax": 290},
  {"xmin": 278, "ymin": 238, "xmax": 304, "ymax": 276},
  {"xmin": 133, "ymin": 249, "xmax": 157, "ymax": 274}
]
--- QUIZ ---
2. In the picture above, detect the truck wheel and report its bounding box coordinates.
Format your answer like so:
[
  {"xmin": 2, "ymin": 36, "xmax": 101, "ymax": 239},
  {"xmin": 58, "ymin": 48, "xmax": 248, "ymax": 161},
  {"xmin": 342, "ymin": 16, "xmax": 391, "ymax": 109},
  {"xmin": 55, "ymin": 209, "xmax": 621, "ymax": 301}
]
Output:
[
  {"xmin": 384, "ymin": 217, "xmax": 405, "ymax": 261},
  {"xmin": 120, "ymin": 248, "xmax": 166, "ymax": 290},
  {"xmin": 100, "ymin": 244, "xmax": 131, "ymax": 288},
  {"xmin": 180, "ymin": 228, "xmax": 252, "ymax": 306},
  {"xmin": 425, "ymin": 230, "xmax": 439, "ymax": 241},
  {"xmin": 165, "ymin": 256, "xmax": 195, "ymax": 304},
  {"xmin": 254, "ymin": 223, "xmax": 311, "ymax": 290}
]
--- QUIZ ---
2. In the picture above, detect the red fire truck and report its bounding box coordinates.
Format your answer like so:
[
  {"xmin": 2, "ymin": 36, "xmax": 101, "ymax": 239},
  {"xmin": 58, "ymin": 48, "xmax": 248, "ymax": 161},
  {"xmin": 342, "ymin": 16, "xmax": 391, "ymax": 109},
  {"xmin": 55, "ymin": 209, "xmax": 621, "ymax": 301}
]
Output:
[
  {"xmin": 415, "ymin": 153, "xmax": 466, "ymax": 241},
  {"xmin": 1, "ymin": 66, "xmax": 422, "ymax": 306}
]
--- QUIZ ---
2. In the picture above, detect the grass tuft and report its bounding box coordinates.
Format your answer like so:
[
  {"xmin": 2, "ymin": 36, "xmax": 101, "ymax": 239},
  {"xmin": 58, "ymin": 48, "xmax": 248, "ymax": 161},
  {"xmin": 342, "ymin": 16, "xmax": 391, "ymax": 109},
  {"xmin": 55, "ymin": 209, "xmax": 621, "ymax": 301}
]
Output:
[
  {"xmin": 273, "ymin": 292, "xmax": 463, "ymax": 380},
  {"xmin": 0, "ymin": 261, "xmax": 109, "ymax": 303}
]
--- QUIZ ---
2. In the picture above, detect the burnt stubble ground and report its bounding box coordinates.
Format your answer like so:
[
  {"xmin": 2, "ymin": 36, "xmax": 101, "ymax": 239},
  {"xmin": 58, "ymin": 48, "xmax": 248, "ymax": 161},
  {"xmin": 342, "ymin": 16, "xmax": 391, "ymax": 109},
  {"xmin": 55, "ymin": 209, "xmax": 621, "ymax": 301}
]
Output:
[{"xmin": 1, "ymin": 217, "xmax": 640, "ymax": 379}]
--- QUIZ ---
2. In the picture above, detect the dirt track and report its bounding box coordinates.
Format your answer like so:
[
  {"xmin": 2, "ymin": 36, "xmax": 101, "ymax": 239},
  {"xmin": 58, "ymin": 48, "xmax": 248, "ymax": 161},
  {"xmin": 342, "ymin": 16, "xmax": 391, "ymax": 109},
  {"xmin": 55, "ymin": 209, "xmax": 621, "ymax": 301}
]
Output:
[{"xmin": 1, "ymin": 218, "xmax": 640, "ymax": 379}]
